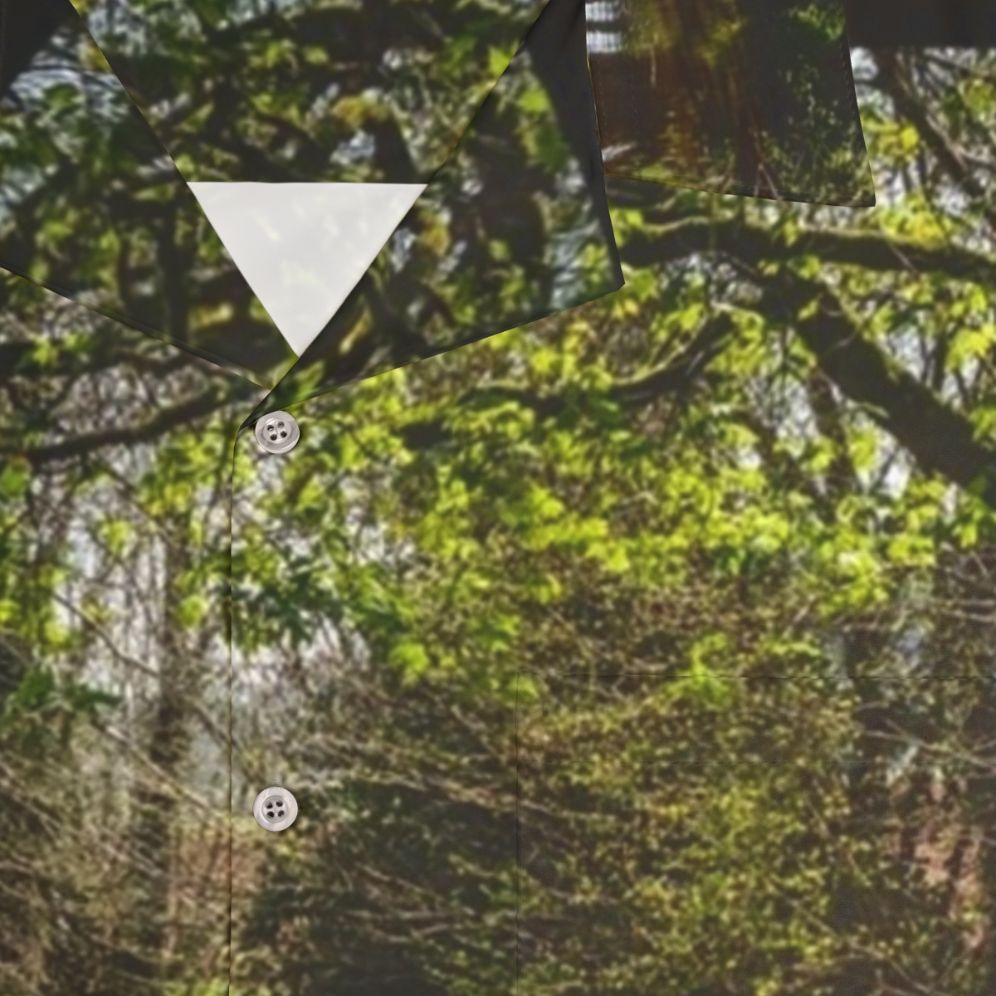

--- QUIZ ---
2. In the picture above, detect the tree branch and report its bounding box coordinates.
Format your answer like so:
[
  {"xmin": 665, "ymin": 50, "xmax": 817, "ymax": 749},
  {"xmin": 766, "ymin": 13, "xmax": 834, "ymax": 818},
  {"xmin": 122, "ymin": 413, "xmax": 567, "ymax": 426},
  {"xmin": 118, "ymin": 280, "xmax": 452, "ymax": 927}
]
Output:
[
  {"xmin": 5, "ymin": 387, "xmax": 243, "ymax": 466},
  {"xmin": 768, "ymin": 273, "xmax": 996, "ymax": 505},
  {"xmin": 623, "ymin": 216, "xmax": 996, "ymax": 286},
  {"xmin": 399, "ymin": 315, "xmax": 735, "ymax": 450}
]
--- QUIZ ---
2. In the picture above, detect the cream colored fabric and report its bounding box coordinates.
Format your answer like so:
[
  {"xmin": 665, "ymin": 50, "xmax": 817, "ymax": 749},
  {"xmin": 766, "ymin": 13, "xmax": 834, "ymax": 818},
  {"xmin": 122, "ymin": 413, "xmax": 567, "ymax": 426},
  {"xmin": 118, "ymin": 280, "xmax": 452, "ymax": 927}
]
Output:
[{"xmin": 190, "ymin": 182, "xmax": 425, "ymax": 355}]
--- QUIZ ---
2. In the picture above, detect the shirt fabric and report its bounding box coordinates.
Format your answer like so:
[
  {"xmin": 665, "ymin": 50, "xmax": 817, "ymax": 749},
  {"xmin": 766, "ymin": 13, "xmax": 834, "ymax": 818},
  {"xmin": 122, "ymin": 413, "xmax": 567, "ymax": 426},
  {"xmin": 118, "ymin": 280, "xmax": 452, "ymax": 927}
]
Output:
[{"xmin": 2, "ymin": 3, "xmax": 995, "ymax": 995}]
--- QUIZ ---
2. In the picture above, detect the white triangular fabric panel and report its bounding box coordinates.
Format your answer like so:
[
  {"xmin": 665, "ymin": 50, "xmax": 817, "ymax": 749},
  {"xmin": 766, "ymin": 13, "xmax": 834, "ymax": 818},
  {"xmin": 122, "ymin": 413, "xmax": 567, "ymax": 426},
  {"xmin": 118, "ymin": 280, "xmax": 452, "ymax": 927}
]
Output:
[{"xmin": 189, "ymin": 182, "xmax": 425, "ymax": 355}]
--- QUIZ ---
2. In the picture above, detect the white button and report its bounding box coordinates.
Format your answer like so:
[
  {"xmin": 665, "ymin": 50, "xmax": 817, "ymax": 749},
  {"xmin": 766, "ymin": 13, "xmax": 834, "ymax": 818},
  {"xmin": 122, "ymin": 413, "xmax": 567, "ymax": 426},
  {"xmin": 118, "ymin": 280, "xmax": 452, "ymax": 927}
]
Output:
[
  {"xmin": 254, "ymin": 411, "xmax": 300, "ymax": 454},
  {"xmin": 252, "ymin": 786, "xmax": 299, "ymax": 832}
]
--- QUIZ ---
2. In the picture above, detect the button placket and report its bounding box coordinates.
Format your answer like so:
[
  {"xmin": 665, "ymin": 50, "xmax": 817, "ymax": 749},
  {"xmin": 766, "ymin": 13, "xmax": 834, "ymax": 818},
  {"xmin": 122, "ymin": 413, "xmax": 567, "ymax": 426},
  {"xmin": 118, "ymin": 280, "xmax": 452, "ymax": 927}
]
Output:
[{"xmin": 241, "ymin": 420, "xmax": 303, "ymax": 841}]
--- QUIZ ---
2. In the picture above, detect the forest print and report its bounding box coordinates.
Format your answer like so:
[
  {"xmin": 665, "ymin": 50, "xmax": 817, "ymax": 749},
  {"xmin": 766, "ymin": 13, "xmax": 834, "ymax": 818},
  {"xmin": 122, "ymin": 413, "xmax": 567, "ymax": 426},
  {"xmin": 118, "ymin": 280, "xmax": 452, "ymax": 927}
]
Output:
[{"xmin": 1, "ymin": 2, "xmax": 995, "ymax": 995}]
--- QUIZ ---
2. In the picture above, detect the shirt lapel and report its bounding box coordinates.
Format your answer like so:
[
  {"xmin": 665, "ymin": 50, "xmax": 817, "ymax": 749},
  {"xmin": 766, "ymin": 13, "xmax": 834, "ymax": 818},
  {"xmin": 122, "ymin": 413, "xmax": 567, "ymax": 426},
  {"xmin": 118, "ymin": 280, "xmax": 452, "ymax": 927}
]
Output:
[{"xmin": 0, "ymin": 0, "xmax": 295, "ymax": 386}]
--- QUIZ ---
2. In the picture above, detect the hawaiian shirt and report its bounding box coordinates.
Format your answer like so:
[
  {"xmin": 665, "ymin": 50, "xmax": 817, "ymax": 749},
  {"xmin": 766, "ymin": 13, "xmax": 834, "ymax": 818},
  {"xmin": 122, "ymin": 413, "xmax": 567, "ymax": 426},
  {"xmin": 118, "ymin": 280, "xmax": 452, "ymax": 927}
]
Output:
[{"xmin": 2, "ymin": 2, "xmax": 995, "ymax": 995}]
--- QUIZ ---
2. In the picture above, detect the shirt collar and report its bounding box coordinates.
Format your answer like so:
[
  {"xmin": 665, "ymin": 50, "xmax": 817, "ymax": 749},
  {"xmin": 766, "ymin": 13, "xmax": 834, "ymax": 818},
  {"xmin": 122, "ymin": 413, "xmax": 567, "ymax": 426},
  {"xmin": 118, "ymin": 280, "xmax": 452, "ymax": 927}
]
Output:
[{"xmin": 1, "ymin": 0, "xmax": 873, "ymax": 404}]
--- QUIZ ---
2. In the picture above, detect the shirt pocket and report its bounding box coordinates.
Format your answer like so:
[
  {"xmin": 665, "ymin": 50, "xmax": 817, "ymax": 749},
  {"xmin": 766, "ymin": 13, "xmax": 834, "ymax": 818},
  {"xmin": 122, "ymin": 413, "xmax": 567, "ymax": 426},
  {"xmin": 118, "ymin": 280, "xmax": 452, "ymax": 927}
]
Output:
[{"xmin": 587, "ymin": 0, "xmax": 874, "ymax": 206}]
